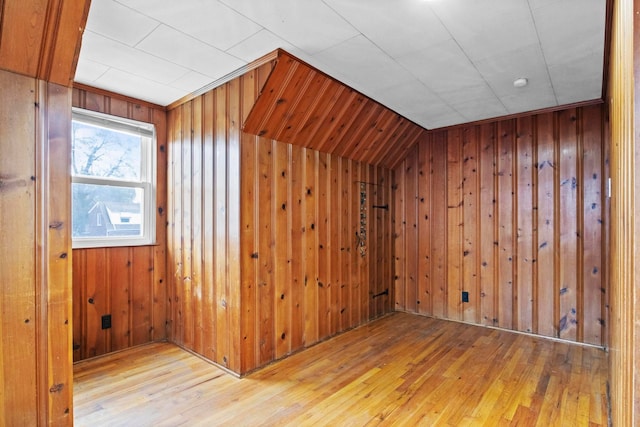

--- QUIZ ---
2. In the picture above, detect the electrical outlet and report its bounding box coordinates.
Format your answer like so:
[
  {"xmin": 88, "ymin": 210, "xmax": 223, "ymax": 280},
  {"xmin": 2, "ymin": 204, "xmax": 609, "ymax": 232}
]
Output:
[
  {"xmin": 101, "ymin": 314, "xmax": 112, "ymax": 330},
  {"xmin": 462, "ymin": 291, "xmax": 469, "ymax": 303}
]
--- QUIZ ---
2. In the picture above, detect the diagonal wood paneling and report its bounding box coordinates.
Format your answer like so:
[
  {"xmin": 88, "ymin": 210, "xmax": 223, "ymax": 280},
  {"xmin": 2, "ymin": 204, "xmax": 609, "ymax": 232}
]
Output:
[{"xmin": 243, "ymin": 49, "xmax": 427, "ymax": 170}]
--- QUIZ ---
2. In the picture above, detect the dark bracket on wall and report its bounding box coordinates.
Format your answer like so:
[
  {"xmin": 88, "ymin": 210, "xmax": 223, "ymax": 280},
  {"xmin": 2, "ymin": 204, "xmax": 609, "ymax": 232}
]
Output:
[
  {"xmin": 372, "ymin": 289, "xmax": 389, "ymax": 299},
  {"xmin": 372, "ymin": 204, "xmax": 389, "ymax": 211}
]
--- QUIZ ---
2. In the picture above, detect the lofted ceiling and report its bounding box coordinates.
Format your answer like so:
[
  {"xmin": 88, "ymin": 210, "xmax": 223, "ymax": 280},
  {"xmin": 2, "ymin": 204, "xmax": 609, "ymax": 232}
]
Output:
[{"xmin": 75, "ymin": 0, "xmax": 607, "ymax": 130}]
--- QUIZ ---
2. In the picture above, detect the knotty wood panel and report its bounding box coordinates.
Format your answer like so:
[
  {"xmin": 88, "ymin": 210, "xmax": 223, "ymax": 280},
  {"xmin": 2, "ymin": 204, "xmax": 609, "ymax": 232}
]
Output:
[
  {"xmin": 479, "ymin": 123, "xmax": 497, "ymax": 327},
  {"xmin": 0, "ymin": 0, "xmax": 90, "ymax": 86},
  {"xmin": 431, "ymin": 134, "xmax": 448, "ymax": 319},
  {"xmin": 240, "ymin": 137, "xmax": 394, "ymax": 373},
  {"xmin": 447, "ymin": 130, "xmax": 463, "ymax": 321},
  {"xmin": 71, "ymin": 86, "xmax": 168, "ymax": 361},
  {"xmin": 462, "ymin": 126, "xmax": 480, "ymax": 324},
  {"xmin": 167, "ymin": 64, "xmax": 277, "ymax": 372},
  {"xmin": 243, "ymin": 49, "xmax": 428, "ymax": 170},
  {"xmin": 0, "ymin": 70, "xmax": 73, "ymax": 425},
  {"xmin": 607, "ymin": 0, "xmax": 638, "ymax": 424},
  {"xmin": 168, "ymin": 60, "xmax": 394, "ymax": 374},
  {"xmin": 497, "ymin": 120, "xmax": 515, "ymax": 330},
  {"xmin": 394, "ymin": 104, "xmax": 606, "ymax": 346}
]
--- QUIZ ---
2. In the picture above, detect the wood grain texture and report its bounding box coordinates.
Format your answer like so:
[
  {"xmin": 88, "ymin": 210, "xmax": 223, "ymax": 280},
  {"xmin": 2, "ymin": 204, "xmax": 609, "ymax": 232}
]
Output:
[
  {"xmin": 238, "ymin": 138, "xmax": 394, "ymax": 374},
  {"xmin": 0, "ymin": 0, "xmax": 90, "ymax": 86},
  {"xmin": 71, "ymin": 86, "xmax": 168, "ymax": 362},
  {"xmin": 0, "ymin": 70, "xmax": 39, "ymax": 427},
  {"xmin": 479, "ymin": 123, "xmax": 498, "ymax": 327},
  {"xmin": 0, "ymin": 70, "xmax": 74, "ymax": 426},
  {"xmin": 73, "ymin": 313, "xmax": 609, "ymax": 426},
  {"xmin": 607, "ymin": 0, "xmax": 638, "ymax": 424},
  {"xmin": 462, "ymin": 127, "xmax": 480, "ymax": 324},
  {"xmin": 168, "ymin": 63, "xmax": 273, "ymax": 373},
  {"xmin": 38, "ymin": 80, "xmax": 74, "ymax": 424},
  {"xmin": 242, "ymin": 50, "xmax": 427, "ymax": 170},
  {"xmin": 394, "ymin": 104, "xmax": 607, "ymax": 346},
  {"xmin": 168, "ymin": 60, "xmax": 394, "ymax": 374}
]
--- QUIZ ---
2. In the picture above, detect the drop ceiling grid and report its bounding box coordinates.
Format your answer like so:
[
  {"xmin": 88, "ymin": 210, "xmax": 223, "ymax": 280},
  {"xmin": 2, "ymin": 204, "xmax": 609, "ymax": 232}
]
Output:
[{"xmin": 74, "ymin": 0, "xmax": 607, "ymax": 130}]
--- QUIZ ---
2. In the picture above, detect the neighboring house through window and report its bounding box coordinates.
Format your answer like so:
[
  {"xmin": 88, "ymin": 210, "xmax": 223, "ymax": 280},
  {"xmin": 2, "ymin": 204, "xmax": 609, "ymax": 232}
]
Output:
[{"xmin": 71, "ymin": 108, "xmax": 156, "ymax": 248}]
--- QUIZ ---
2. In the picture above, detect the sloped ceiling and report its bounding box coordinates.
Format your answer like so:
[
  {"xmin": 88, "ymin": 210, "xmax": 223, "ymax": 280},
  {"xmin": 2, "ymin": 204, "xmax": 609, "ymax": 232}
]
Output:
[
  {"xmin": 243, "ymin": 50, "xmax": 426, "ymax": 169},
  {"xmin": 74, "ymin": 0, "xmax": 607, "ymax": 130}
]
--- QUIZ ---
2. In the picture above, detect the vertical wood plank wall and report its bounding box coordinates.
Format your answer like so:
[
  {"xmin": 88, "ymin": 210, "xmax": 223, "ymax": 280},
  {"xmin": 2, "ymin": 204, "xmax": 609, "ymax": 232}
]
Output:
[
  {"xmin": 167, "ymin": 62, "xmax": 394, "ymax": 374},
  {"xmin": 608, "ymin": 0, "xmax": 639, "ymax": 424},
  {"xmin": 394, "ymin": 104, "xmax": 607, "ymax": 346},
  {"xmin": 166, "ymin": 66, "xmax": 261, "ymax": 372},
  {"xmin": 240, "ymin": 138, "xmax": 393, "ymax": 373},
  {"xmin": 71, "ymin": 87, "xmax": 168, "ymax": 361},
  {"xmin": 0, "ymin": 70, "xmax": 73, "ymax": 425}
]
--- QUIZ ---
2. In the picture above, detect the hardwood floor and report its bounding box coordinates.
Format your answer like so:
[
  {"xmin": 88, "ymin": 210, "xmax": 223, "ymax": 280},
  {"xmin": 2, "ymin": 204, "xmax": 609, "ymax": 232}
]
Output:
[{"xmin": 73, "ymin": 313, "xmax": 609, "ymax": 426}]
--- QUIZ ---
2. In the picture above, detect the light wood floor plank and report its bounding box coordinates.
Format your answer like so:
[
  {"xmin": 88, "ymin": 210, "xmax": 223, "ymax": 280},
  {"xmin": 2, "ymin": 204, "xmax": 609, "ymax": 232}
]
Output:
[{"xmin": 74, "ymin": 313, "xmax": 608, "ymax": 426}]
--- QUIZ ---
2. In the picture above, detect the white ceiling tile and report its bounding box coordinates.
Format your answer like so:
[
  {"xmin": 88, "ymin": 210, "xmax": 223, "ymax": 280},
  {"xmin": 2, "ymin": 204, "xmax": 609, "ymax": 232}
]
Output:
[
  {"xmin": 456, "ymin": 99, "xmax": 509, "ymax": 123},
  {"xmin": 80, "ymin": 31, "xmax": 190, "ymax": 84},
  {"xmin": 369, "ymin": 80, "xmax": 443, "ymax": 114},
  {"xmin": 473, "ymin": 43, "xmax": 557, "ymax": 111},
  {"xmin": 118, "ymin": 0, "xmax": 263, "ymax": 51},
  {"xmin": 365, "ymin": 79, "xmax": 468, "ymax": 129},
  {"xmin": 169, "ymin": 71, "xmax": 215, "ymax": 93},
  {"xmin": 531, "ymin": 0, "xmax": 606, "ymax": 67},
  {"xmin": 397, "ymin": 39, "xmax": 485, "ymax": 94},
  {"xmin": 76, "ymin": 0, "xmax": 607, "ymax": 128},
  {"xmin": 549, "ymin": 52, "xmax": 603, "ymax": 105},
  {"xmin": 226, "ymin": 30, "xmax": 295, "ymax": 62},
  {"xmin": 442, "ymin": 84, "xmax": 508, "ymax": 121},
  {"xmin": 442, "ymin": 84, "xmax": 499, "ymax": 105},
  {"xmin": 500, "ymin": 90, "xmax": 558, "ymax": 115},
  {"xmin": 74, "ymin": 58, "xmax": 109, "ymax": 83},
  {"xmin": 426, "ymin": 113, "xmax": 470, "ymax": 130},
  {"xmin": 427, "ymin": 0, "xmax": 538, "ymax": 61},
  {"xmin": 136, "ymin": 25, "xmax": 246, "ymax": 79},
  {"xmin": 219, "ymin": 0, "xmax": 360, "ymax": 55},
  {"xmin": 527, "ymin": 0, "xmax": 557, "ymax": 9},
  {"xmin": 312, "ymin": 36, "xmax": 416, "ymax": 96},
  {"xmin": 324, "ymin": 0, "xmax": 450, "ymax": 59},
  {"xmin": 94, "ymin": 69, "xmax": 189, "ymax": 105},
  {"xmin": 86, "ymin": 0, "xmax": 159, "ymax": 46}
]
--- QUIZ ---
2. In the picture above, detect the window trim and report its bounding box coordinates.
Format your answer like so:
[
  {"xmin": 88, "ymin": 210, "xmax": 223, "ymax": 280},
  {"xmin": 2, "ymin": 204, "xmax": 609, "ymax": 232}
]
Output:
[{"xmin": 71, "ymin": 108, "xmax": 157, "ymax": 249}]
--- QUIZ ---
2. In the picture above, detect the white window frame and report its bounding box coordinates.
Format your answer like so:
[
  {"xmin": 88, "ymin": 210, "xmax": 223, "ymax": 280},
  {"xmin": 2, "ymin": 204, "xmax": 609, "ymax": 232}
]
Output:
[{"xmin": 71, "ymin": 108, "xmax": 156, "ymax": 249}]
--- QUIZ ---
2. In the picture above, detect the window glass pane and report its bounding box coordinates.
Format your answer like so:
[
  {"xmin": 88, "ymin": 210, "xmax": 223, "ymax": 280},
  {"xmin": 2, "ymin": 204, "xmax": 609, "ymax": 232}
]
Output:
[
  {"xmin": 72, "ymin": 120, "xmax": 142, "ymax": 181},
  {"xmin": 72, "ymin": 183, "xmax": 143, "ymax": 238}
]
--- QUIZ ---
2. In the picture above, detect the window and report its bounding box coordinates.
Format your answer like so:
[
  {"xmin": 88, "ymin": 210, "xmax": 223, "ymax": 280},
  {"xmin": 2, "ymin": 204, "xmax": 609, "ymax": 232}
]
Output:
[{"xmin": 71, "ymin": 108, "xmax": 156, "ymax": 248}]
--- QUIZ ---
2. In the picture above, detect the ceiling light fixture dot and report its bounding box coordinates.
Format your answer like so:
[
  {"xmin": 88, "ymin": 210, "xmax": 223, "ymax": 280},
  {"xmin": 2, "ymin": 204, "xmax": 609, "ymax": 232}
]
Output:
[{"xmin": 513, "ymin": 78, "xmax": 528, "ymax": 88}]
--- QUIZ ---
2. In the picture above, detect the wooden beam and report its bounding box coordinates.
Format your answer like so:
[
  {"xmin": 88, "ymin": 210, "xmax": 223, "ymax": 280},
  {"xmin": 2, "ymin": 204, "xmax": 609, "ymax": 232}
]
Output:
[{"xmin": 0, "ymin": 0, "xmax": 90, "ymax": 86}]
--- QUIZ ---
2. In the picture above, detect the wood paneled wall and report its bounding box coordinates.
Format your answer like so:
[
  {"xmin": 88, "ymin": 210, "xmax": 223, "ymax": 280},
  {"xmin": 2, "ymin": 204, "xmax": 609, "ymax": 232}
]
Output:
[
  {"xmin": 239, "ymin": 137, "xmax": 393, "ymax": 373},
  {"xmin": 71, "ymin": 86, "xmax": 168, "ymax": 361},
  {"xmin": 243, "ymin": 50, "xmax": 427, "ymax": 170},
  {"xmin": 167, "ymin": 61, "xmax": 394, "ymax": 375},
  {"xmin": 0, "ymin": 70, "xmax": 73, "ymax": 425},
  {"xmin": 166, "ymin": 64, "xmax": 267, "ymax": 372},
  {"xmin": 607, "ymin": 0, "xmax": 639, "ymax": 424},
  {"xmin": 394, "ymin": 104, "xmax": 607, "ymax": 346},
  {"xmin": 0, "ymin": 0, "xmax": 90, "ymax": 86}
]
